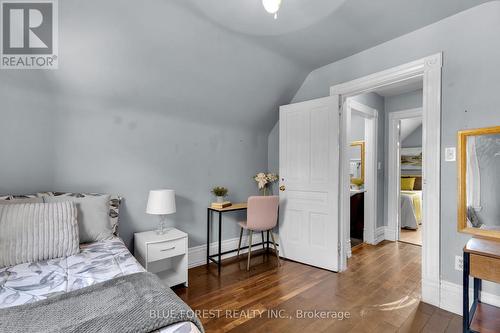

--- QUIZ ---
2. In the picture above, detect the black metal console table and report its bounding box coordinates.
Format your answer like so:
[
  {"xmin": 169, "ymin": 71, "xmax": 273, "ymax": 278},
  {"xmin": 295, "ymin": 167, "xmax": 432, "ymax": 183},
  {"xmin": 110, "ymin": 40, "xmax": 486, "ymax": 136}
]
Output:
[{"xmin": 206, "ymin": 203, "xmax": 273, "ymax": 273}]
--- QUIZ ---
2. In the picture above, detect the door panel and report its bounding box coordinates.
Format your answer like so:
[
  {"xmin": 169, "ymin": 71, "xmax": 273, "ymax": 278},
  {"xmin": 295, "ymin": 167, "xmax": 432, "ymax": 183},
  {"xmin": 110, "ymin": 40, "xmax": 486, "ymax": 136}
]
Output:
[
  {"xmin": 279, "ymin": 96, "xmax": 339, "ymax": 271},
  {"xmin": 310, "ymin": 106, "xmax": 330, "ymax": 184}
]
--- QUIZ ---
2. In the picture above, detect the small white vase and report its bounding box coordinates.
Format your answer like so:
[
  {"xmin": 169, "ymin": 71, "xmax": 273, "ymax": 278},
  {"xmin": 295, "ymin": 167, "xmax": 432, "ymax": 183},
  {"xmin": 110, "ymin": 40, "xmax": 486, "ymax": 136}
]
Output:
[{"xmin": 216, "ymin": 196, "xmax": 224, "ymax": 203}]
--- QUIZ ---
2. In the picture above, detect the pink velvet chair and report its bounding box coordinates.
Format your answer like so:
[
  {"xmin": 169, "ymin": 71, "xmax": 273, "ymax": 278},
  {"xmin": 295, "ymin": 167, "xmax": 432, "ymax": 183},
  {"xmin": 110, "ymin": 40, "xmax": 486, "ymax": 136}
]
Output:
[{"xmin": 237, "ymin": 196, "xmax": 280, "ymax": 271}]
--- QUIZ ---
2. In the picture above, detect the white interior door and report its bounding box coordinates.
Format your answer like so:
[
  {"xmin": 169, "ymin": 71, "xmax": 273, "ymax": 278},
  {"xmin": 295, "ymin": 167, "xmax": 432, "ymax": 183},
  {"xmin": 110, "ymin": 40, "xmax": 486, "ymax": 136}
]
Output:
[{"xmin": 279, "ymin": 96, "xmax": 340, "ymax": 271}]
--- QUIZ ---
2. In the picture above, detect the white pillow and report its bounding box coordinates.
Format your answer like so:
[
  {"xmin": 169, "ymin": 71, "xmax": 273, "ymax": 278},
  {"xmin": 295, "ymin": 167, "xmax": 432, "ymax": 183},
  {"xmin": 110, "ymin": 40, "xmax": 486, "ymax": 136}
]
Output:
[
  {"xmin": 0, "ymin": 202, "xmax": 79, "ymax": 268},
  {"xmin": 43, "ymin": 194, "xmax": 112, "ymax": 243}
]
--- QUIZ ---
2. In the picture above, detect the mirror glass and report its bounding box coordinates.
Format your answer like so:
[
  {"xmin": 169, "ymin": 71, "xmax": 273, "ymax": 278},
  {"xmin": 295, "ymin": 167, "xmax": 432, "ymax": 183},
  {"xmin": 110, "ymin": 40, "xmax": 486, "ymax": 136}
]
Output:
[
  {"xmin": 465, "ymin": 133, "xmax": 500, "ymax": 230},
  {"xmin": 349, "ymin": 141, "xmax": 364, "ymax": 187}
]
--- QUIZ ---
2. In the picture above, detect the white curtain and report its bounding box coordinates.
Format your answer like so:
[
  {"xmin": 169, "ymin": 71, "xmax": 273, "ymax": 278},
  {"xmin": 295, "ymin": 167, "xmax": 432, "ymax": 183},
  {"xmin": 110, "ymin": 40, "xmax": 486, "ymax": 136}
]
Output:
[{"xmin": 466, "ymin": 136, "xmax": 481, "ymax": 211}]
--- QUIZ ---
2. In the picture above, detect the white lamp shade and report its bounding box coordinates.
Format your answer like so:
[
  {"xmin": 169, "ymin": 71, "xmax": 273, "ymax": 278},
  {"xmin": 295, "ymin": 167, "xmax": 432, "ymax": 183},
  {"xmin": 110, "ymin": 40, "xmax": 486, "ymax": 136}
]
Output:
[{"xmin": 146, "ymin": 189, "xmax": 176, "ymax": 215}]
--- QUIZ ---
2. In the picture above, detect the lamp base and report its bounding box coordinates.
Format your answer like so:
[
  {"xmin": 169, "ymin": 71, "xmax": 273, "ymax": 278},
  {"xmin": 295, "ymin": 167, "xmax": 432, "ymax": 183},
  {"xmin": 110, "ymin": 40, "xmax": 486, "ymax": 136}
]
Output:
[
  {"xmin": 156, "ymin": 215, "xmax": 173, "ymax": 235},
  {"xmin": 156, "ymin": 228, "xmax": 173, "ymax": 235}
]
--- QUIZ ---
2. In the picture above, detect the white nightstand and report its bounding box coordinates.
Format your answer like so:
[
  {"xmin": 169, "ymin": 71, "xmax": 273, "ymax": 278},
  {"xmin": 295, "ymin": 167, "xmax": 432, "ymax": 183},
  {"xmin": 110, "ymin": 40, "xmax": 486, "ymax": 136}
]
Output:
[{"xmin": 134, "ymin": 228, "xmax": 188, "ymax": 287}]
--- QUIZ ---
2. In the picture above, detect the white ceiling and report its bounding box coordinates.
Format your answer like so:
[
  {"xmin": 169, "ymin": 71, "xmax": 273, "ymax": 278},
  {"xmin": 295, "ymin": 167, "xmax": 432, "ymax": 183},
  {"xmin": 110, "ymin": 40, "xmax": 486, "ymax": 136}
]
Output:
[
  {"xmin": 185, "ymin": 0, "xmax": 492, "ymax": 68},
  {"xmin": 187, "ymin": 0, "xmax": 346, "ymax": 36}
]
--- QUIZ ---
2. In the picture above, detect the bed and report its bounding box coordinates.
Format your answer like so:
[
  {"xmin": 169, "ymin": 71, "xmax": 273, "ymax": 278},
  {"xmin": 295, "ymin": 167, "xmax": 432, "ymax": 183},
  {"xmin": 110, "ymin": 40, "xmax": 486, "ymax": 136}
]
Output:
[
  {"xmin": 400, "ymin": 176, "xmax": 423, "ymax": 230},
  {"xmin": 0, "ymin": 193, "xmax": 202, "ymax": 333}
]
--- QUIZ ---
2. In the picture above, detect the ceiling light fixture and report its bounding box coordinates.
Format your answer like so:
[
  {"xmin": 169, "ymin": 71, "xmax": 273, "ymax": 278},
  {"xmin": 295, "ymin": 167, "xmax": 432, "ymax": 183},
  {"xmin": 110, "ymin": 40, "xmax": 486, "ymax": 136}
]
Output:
[{"xmin": 262, "ymin": 0, "xmax": 282, "ymax": 19}]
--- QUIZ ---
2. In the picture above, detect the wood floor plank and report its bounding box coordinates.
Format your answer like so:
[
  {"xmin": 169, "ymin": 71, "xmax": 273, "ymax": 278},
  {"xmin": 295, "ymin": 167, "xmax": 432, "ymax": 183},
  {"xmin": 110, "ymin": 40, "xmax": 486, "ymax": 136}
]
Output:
[{"xmin": 173, "ymin": 241, "xmax": 460, "ymax": 333}]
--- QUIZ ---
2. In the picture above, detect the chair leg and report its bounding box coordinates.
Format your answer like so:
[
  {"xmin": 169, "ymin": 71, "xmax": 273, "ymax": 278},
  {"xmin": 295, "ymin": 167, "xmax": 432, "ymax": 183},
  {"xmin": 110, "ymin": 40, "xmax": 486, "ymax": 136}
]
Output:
[
  {"xmin": 247, "ymin": 230, "xmax": 253, "ymax": 271},
  {"xmin": 237, "ymin": 227, "xmax": 243, "ymax": 257},
  {"xmin": 270, "ymin": 231, "xmax": 280, "ymax": 266},
  {"xmin": 261, "ymin": 232, "xmax": 265, "ymax": 251}
]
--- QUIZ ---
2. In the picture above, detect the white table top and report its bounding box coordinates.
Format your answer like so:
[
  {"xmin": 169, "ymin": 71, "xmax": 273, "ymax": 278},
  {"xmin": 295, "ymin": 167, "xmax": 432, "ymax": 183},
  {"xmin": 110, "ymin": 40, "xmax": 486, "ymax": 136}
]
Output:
[{"xmin": 134, "ymin": 228, "xmax": 187, "ymax": 244}]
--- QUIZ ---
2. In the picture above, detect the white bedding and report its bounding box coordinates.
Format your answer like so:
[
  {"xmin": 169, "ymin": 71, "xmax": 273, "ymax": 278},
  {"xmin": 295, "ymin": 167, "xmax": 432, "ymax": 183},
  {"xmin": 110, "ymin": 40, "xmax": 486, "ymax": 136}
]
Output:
[
  {"xmin": 400, "ymin": 191, "xmax": 422, "ymax": 230},
  {"xmin": 0, "ymin": 237, "xmax": 200, "ymax": 333}
]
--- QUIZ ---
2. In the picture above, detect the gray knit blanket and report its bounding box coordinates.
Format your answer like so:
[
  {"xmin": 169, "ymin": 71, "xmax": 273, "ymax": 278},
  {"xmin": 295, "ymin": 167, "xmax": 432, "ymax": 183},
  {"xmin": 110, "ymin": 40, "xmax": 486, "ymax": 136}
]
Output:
[{"xmin": 0, "ymin": 272, "xmax": 204, "ymax": 333}]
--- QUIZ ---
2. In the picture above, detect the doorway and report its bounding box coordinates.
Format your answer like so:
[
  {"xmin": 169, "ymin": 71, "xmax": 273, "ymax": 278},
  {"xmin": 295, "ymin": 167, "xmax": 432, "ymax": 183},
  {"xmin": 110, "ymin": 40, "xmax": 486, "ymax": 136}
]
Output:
[
  {"xmin": 387, "ymin": 109, "xmax": 423, "ymax": 246},
  {"xmin": 331, "ymin": 53, "xmax": 442, "ymax": 306}
]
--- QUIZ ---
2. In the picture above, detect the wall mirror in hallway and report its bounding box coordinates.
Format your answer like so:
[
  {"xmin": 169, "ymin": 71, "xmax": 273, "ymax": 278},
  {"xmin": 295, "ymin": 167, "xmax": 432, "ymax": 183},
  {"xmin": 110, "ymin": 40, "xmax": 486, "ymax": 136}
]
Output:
[
  {"xmin": 349, "ymin": 140, "xmax": 365, "ymax": 187},
  {"xmin": 458, "ymin": 125, "xmax": 500, "ymax": 239}
]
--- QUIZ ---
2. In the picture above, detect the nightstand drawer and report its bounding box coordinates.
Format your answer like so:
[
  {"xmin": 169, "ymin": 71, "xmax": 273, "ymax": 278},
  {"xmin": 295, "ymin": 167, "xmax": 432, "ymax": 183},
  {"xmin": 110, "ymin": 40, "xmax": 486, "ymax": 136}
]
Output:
[{"xmin": 148, "ymin": 238, "xmax": 186, "ymax": 261}]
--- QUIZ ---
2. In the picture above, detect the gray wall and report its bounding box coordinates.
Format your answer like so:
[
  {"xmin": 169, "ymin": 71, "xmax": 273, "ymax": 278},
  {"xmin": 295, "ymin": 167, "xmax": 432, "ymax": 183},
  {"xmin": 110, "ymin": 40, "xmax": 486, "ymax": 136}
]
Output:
[
  {"xmin": 274, "ymin": 1, "xmax": 500, "ymax": 287},
  {"xmin": 0, "ymin": 83, "xmax": 55, "ymax": 195},
  {"xmin": 349, "ymin": 113, "xmax": 365, "ymax": 142},
  {"xmin": 384, "ymin": 89, "xmax": 423, "ymax": 113},
  {"xmin": 0, "ymin": 0, "xmax": 310, "ymax": 248}
]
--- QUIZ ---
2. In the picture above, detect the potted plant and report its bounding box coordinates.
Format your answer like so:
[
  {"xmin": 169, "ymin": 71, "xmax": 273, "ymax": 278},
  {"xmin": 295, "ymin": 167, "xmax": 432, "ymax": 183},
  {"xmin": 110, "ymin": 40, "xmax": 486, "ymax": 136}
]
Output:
[
  {"xmin": 211, "ymin": 186, "xmax": 228, "ymax": 203},
  {"xmin": 254, "ymin": 172, "xmax": 279, "ymax": 195}
]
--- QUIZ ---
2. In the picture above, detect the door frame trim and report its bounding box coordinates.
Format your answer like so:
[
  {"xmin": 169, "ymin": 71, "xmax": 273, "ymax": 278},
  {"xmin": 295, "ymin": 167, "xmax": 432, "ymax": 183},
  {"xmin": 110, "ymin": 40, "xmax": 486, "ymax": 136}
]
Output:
[
  {"xmin": 387, "ymin": 108, "xmax": 422, "ymax": 242},
  {"xmin": 330, "ymin": 53, "xmax": 442, "ymax": 307}
]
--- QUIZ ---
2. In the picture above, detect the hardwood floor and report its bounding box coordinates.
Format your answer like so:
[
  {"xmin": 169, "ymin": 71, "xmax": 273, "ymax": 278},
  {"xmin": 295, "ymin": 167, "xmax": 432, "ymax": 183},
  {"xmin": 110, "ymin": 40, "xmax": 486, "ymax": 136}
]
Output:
[
  {"xmin": 173, "ymin": 241, "xmax": 460, "ymax": 333},
  {"xmin": 400, "ymin": 228, "xmax": 422, "ymax": 246}
]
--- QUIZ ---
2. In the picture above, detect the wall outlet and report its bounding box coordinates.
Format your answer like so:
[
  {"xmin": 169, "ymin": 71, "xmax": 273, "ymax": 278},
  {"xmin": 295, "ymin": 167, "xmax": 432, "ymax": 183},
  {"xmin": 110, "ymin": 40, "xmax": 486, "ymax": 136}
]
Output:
[
  {"xmin": 445, "ymin": 147, "xmax": 456, "ymax": 162},
  {"xmin": 455, "ymin": 255, "xmax": 463, "ymax": 271}
]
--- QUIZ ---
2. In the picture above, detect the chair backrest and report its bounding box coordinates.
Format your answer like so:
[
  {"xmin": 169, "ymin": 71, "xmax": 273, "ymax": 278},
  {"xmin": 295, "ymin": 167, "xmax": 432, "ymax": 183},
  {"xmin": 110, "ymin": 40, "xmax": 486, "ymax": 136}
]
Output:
[{"xmin": 247, "ymin": 196, "xmax": 279, "ymax": 231}]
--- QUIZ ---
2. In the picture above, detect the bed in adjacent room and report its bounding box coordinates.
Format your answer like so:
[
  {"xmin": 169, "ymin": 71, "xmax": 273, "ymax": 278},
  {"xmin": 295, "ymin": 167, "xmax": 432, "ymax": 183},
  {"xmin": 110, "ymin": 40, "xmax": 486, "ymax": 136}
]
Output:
[
  {"xmin": 0, "ymin": 193, "xmax": 203, "ymax": 333},
  {"xmin": 400, "ymin": 176, "xmax": 423, "ymax": 230}
]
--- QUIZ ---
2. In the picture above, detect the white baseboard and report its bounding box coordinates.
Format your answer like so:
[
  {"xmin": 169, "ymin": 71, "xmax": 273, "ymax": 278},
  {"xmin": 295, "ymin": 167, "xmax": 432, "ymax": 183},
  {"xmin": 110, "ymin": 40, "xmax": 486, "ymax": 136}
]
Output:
[
  {"xmin": 188, "ymin": 233, "xmax": 276, "ymax": 268},
  {"xmin": 422, "ymin": 278, "xmax": 440, "ymax": 307},
  {"xmin": 374, "ymin": 227, "xmax": 386, "ymax": 244},
  {"xmin": 373, "ymin": 226, "xmax": 396, "ymax": 244},
  {"xmin": 440, "ymin": 280, "xmax": 500, "ymax": 315},
  {"xmin": 384, "ymin": 227, "xmax": 397, "ymax": 241}
]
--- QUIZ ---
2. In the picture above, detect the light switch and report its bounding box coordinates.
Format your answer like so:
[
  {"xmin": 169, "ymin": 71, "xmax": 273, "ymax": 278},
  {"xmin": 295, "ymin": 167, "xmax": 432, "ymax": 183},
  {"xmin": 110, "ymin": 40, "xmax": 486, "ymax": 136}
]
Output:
[{"xmin": 445, "ymin": 147, "xmax": 456, "ymax": 162}]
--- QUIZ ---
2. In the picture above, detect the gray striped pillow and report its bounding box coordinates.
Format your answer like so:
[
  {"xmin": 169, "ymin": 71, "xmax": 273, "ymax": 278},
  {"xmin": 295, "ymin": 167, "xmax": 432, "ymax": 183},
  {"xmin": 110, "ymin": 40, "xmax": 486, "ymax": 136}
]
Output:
[{"xmin": 0, "ymin": 202, "xmax": 79, "ymax": 268}]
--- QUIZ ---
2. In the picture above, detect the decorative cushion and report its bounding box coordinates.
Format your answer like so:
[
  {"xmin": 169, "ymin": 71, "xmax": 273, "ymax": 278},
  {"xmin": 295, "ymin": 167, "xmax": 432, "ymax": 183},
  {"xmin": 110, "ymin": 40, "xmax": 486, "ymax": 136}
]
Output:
[
  {"xmin": 0, "ymin": 202, "xmax": 79, "ymax": 268},
  {"xmin": 0, "ymin": 196, "xmax": 43, "ymax": 204},
  {"xmin": 41, "ymin": 193, "xmax": 114, "ymax": 243},
  {"xmin": 39, "ymin": 192, "xmax": 121, "ymax": 237},
  {"xmin": 0, "ymin": 193, "xmax": 41, "ymax": 200},
  {"xmin": 401, "ymin": 177, "xmax": 416, "ymax": 191}
]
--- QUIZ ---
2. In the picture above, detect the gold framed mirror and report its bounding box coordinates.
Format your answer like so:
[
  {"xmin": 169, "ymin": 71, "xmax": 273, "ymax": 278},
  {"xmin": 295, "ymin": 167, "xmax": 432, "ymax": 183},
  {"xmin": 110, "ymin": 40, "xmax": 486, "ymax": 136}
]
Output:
[
  {"xmin": 349, "ymin": 140, "xmax": 365, "ymax": 186},
  {"xmin": 458, "ymin": 126, "xmax": 500, "ymax": 239}
]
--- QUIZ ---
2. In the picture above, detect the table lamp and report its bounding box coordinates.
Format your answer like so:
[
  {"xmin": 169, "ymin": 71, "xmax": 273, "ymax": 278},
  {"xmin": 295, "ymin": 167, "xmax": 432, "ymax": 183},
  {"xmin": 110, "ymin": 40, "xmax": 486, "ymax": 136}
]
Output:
[{"xmin": 146, "ymin": 189, "xmax": 176, "ymax": 234}]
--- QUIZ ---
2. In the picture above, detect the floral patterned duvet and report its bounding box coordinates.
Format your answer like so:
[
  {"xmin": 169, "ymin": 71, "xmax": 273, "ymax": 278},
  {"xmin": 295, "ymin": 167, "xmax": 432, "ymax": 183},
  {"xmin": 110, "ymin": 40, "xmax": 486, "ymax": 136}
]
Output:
[{"xmin": 0, "ymin": 238, "xmax": 200, "ymax": 333}]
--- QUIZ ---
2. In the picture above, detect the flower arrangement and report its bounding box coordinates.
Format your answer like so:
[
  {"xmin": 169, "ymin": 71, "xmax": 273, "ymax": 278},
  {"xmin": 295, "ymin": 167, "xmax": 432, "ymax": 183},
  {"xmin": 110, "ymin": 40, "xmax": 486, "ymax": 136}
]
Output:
[
  {"xmin": 211, "ymin": 186, "xmax": 228, "ymax": 197},
  {"xmin": 254, "ymin": 172, "xmax": 279, "ymax": 195},
  {"xmin": 211, "ymin": 186, "xmax": 228, "ymax": 202}
]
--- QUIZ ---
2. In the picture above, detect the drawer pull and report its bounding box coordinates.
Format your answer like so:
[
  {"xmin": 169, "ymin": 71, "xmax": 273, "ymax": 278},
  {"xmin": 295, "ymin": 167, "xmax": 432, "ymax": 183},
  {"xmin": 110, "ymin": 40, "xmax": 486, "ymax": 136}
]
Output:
[{"xmin": 160, "ymin": 246, "xmax": 176, "ymax": 252}]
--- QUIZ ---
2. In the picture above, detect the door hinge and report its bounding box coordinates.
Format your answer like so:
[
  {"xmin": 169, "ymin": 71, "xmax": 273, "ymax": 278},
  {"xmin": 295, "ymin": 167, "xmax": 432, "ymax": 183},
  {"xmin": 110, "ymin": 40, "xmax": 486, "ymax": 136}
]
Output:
[{"xmin": 338, "ymin": 243, "xmax": 341, "ymax": 255}]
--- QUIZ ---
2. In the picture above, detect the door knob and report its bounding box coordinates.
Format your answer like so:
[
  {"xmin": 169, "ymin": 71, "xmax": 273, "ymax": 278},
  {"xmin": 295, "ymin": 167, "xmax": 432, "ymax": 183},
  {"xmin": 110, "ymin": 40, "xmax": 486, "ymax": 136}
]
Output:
[{"xmin": 279, "ymin": 185, "xmax": 286, "ymax": 192}]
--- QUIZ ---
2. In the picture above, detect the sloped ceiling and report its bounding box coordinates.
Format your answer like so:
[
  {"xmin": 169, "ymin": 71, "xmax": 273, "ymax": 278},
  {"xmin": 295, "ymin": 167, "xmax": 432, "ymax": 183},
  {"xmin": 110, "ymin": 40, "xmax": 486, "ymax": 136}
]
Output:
[
  {"xmin": 1, "ymin": 0, "xmax": 492, "ymax": 133},
  {"xmin": 400, "ymin": 118, "xmax": 422, "ymax": 142}
]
